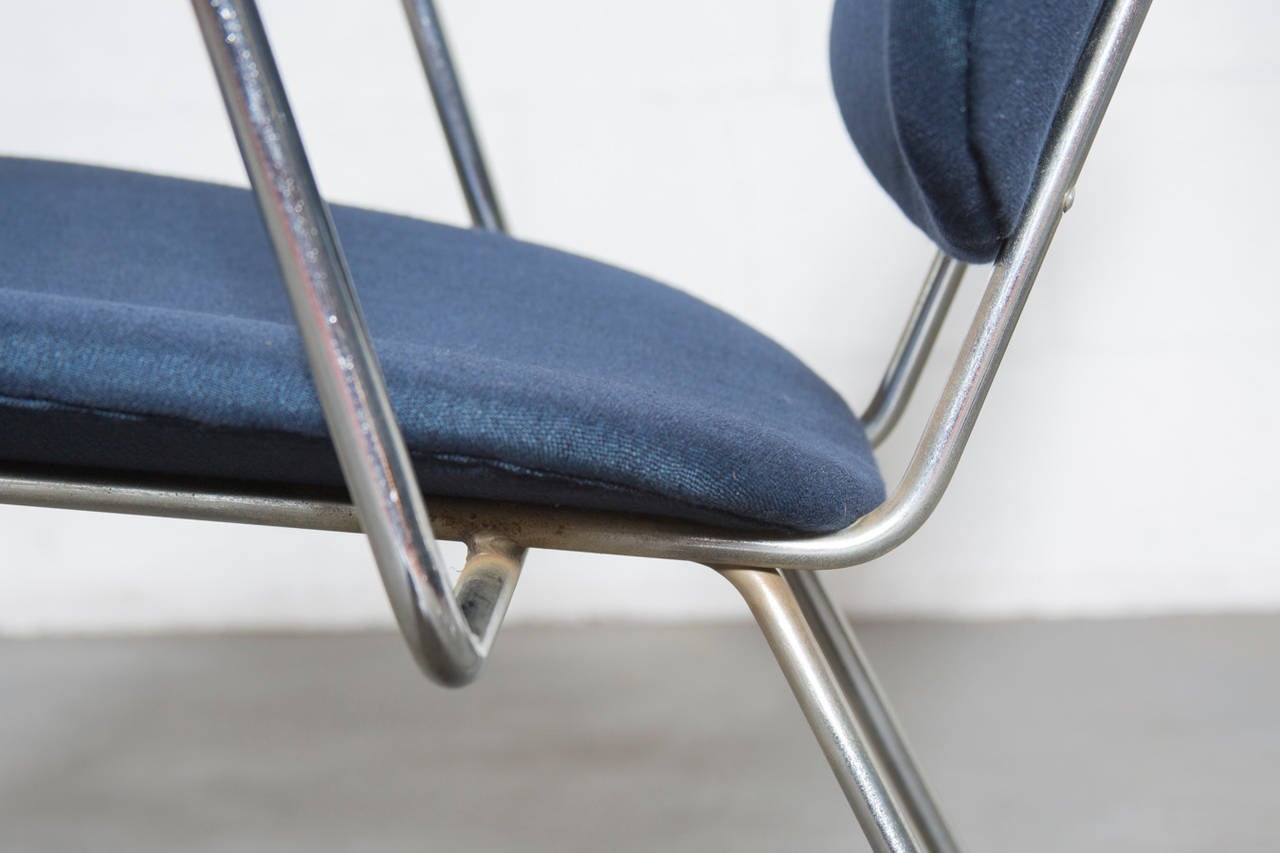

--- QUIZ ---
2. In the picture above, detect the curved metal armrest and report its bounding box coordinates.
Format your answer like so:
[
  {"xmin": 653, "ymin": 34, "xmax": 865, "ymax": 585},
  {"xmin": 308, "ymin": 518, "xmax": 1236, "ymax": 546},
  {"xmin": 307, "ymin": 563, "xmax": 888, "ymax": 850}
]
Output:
[{"xmin": 193, "ymin": 0, "xmax": 518, "ymax": 686}]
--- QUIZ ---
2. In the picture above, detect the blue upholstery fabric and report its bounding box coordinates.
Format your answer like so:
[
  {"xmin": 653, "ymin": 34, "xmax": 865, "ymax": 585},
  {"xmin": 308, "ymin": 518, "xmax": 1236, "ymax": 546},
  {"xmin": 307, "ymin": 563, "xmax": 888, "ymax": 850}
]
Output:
[
  {"xmin": 0, "ymin": 158, "xmax": 884, "ymax": 533},
  {"xmin": 830, "ymin": 0, "xmax": 1106, "ymax": 262}
]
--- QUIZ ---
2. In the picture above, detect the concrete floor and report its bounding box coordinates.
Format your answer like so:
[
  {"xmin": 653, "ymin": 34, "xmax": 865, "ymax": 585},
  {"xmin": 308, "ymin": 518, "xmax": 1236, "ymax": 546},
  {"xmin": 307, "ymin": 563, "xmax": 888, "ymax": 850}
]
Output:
[{"xmin": 2, "ymin": 616, "xmax": 1278, "ymax": 852}]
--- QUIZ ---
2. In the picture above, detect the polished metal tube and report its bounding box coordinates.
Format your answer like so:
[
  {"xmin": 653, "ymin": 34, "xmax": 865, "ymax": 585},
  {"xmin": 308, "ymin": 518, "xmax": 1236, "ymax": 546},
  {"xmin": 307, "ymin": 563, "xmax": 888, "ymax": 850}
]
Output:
[
  {"xmin": 786, "ymin": 571, "xmax": 962, "ymax": 852},
  {"xmin": 401, "ymin": 0, "xmax": 506, "ymax": 232},
  {"xmin": 719, "ymin": 567, "xmax": 922, "ymax": 853},
  {"xmin": 190, "ymin": 0, "xmax": 516, "ymax": 685},
  {"xmin": 861, "ymin": 253, "xmax": 966, "ymax": 448}
]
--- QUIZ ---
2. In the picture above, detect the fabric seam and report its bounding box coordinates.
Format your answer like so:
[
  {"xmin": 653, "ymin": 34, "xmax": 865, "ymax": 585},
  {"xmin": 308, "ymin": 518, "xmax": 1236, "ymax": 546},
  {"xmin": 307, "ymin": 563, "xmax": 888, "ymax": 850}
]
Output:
[{"xmin": 0, "ymin": 391, "xmax": 819, "ymax": 534}]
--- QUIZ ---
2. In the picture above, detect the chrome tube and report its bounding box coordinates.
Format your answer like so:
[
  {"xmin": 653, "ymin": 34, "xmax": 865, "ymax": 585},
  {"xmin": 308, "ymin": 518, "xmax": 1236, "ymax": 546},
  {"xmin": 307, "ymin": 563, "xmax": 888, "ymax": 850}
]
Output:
[
  {"xmin": 401, "ymin": 0, "xmax": 505, "ymax": 232},
  {"xmin": 719, "ymin": 567, "xmax": 922, "ymax": 853},
  {"xmin": 860, "ymin": 253, "xmax": 966, "ymax": 448},
  {"xmin": 190, "ymin": 0, "xmax": 517, "ymax": 684},
  {"xmin": 786, "ymin": 571, "xmax": 962, "ymax": 852}
]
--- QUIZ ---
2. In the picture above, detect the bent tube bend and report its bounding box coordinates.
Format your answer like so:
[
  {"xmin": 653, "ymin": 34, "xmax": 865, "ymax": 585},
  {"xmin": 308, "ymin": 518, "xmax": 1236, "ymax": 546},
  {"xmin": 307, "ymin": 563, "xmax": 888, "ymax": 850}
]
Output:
[{"xmin": 192, "ymin": 0, "xmax": 520, "ymax": 683}]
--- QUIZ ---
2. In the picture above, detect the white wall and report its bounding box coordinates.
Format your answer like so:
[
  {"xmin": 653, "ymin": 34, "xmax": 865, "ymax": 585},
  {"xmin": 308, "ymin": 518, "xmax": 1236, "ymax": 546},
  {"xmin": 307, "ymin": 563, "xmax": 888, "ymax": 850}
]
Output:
[{"xmin": 1, "ymin": 0, "xmax": 1277, "ymax": 632}]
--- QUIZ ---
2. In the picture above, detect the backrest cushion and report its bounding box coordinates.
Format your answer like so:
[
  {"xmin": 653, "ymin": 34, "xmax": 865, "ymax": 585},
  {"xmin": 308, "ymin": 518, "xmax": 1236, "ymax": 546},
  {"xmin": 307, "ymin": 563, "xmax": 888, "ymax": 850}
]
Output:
[{"xmin": 830, "ymin": 0, "xmax": 1106, "ymax": 261}]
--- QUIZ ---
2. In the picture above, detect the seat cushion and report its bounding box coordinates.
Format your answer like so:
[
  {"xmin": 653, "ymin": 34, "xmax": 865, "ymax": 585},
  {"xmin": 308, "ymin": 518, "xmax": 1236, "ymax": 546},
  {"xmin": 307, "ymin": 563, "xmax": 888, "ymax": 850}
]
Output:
[
  {"xmin": 830, "ymin": 0, "xmax": 1105, "ymax": 262},
  {"xmin": 0, "ymin": 158, "xmax": 883, "ymax": 533}
]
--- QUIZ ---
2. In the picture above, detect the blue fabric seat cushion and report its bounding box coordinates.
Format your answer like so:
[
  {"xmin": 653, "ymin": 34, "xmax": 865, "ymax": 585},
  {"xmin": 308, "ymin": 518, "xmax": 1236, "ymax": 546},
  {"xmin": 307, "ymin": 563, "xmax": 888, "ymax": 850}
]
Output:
[
  {"xmin": 0, "ymin": 158, "xmax": 884, "ymax": 533},
  {"xmin": 830, "ymin": 0, "xmax": 1106, "ymax": 262}
]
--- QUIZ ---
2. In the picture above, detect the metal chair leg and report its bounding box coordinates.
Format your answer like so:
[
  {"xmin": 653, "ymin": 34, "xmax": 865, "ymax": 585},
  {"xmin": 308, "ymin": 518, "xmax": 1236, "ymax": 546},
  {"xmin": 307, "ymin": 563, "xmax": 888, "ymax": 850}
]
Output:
[
  {"xmin": 716, "ymin": 566, "xmax": 923, "ymax": 853},
  {"xmin": 785, "ymin": 570, "xmax": 962, "ymax": 853}
]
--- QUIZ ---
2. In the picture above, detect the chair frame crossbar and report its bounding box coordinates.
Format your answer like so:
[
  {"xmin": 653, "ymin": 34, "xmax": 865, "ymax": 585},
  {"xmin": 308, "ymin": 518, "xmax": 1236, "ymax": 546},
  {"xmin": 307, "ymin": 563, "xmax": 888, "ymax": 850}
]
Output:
[{"xmin": 2, "ymin": 0, "xmax": 1153, "ymax": 849}]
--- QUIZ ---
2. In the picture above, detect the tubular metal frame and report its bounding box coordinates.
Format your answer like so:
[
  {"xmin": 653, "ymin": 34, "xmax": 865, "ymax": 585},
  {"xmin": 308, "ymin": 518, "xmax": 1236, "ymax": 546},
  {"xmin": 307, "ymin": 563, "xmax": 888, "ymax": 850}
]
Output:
[
  {"xmin": 784, "ymin": 570, "xmax": 961, "ymax": 853},
  {"xmin": 0, "ymin": 0, "xmax": 1150, "ymax": 574},
  {"xmin": 401, "ymin": 0, "xmax": 506, "ymax": 232},
  {"xmin": 718, "ymin": 567, "xmax": 923, "ymax": 853},
  {"xmin": 4, "ymin": 1, "xmax": 1152, "ymax": 849},
  {"xmin": 191, "ymin": 0, "xmax": 518, "ymax": 686}
]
